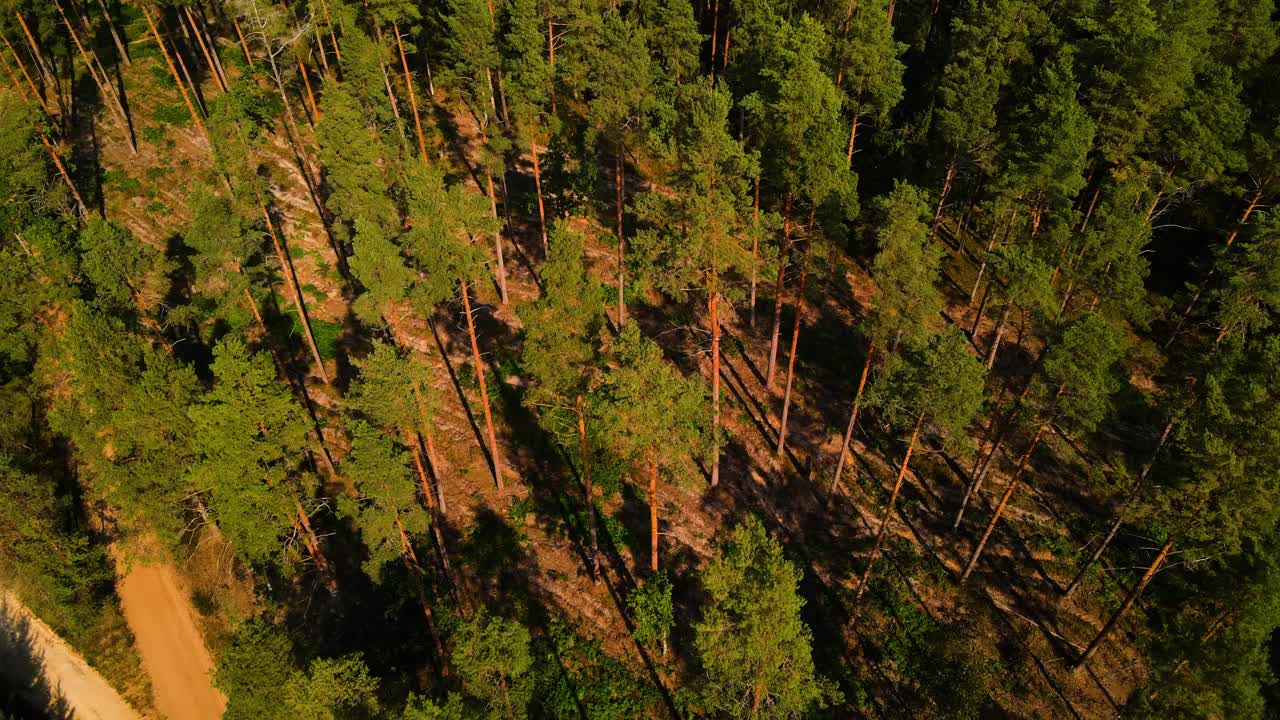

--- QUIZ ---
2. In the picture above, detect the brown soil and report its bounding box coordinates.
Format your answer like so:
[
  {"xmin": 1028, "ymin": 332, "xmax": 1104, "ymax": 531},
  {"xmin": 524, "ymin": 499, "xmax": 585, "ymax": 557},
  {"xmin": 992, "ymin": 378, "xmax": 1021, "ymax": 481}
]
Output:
[{"xmin": 116, "ymin": 564, "xmax": 226, "ymax": 720}]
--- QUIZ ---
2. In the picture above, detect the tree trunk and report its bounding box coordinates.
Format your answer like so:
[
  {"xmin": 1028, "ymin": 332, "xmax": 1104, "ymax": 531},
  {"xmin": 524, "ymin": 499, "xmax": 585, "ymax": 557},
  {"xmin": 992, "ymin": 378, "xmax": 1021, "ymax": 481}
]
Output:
[
  {"xmin": 985, "ymin": 303, "xmax": 1011, "ymax": 369},
  {"xmin": 143, "ymin": 6, "xmax": 207, "ymax": 137},
  {"xmin": 845, "ymin": 111, "xmax": 859, "ymax": 165},
  {"xmin": 648, "ymin": 458, "xmax": 659, "ymax": 573},
  {"xmin": 184, "ymin": 6, "xmax": 227, "ymax": 91},
  {"xmin": 613, "ymin": 150, "xmax": 626, "ymax": 326},
  {"xmin": 1074, "ymin": 539, "xmax": 1175, "ymax": 670},
  {"xmin": 14, "ymin": 11, "xmax": 60, "ymax": 113},
  {"xmin": 1063, "ymin": 418, "xmax": 1174, "ymax": 598},
  {"xmin": 485, "ymin": 170, "xmax": 509, "ymax": 305},
  {"xmin": 260, "ymin": 201, "xmax": 330, "ymax": 383},
  {"xmin": 94, "ymin": 0, "xmax": 130, "ymax": 66},
  {"xmin": 394, "ymin": 23, "xmax": 429, "ymax": 163},
  {"xmin": 461, "ymin": 277, "xmax": 504, "ymax": 492},
  {"xmin": 766, "ymin": 193, "xmax": 794, "ymax": 387},
  {"xmin": 830, "ymin": 340, "xmax": 874, "ymax": 502},
  {"xmin": 55, "ymin": 0, "xmax": 135, "ymax": 153},
  {"xmin": 931, "ymin": 161, "xmax": 956, "ymax": 238},
  {"xmin": 413, "ymin": 383, "xmax": 449, "ymax": 516},
  {"xmin": 959, "ymin": 418, "xmax": 1053, "ymax": 584},
  {"xmin": 193, "ymin": 6, "xmax": 230, "ymax": 87},
  {"xmin": 853, "ymin": 410, "xmax": 924, "ymax": 604},
  {"xmin": 531, "ymin": 139, "xmax": 548, "ymax": 251},
  {"xmin": 749, "ymin": 175, "xmax": 760, "ymax": 328},
  {"xmin": 166, "ymin": 12, "xmax": 206, "ymax": 117},
  {"xmin": 292, "ymin": 497, "xmax": 338, "ymax": 593},
  {"xmin": 708, "ymin": 0, "xmax": 719, "ymax": 84},
  {"xmin": 547, "ymin": 16, "xmax": 556, "ymax": 114},
  {"xmin": 296, "ymin": 54, "xmax": 319, "ymax": 124},
  {"xmin": 970, "ymin": 277, "xmax": 993, "ymax": 340},
  {"xmin": 576, "ymin": 395, "xmax": 598, "ymax": 578},
  {"xmin": 2, "ymin": 34, "xmax": 50, "ymax": 114},
  {"xmin": 710, "ymin": 283, "xmax": 723, "ymax": 486},
  {"xmin": 776, "ymin": 240, "xmax": 811, "ymax": 457},
  {"xmin": 232, "ymin": 17, "xmax": 254, "ymax": 67},
  {"xmin": 970, "ymin": 208, "xmax": 1014, "ymax": 302},
  {"xmin": 394, "ymin": 513, "xmax": 448, "ymax": 677},
  {"xmin": 317, "ymin": 0, "xmax": 341, "ymax": 62},
  {"xmin": 38, "ymin": 130, "xmax": 89, "ymax": 218}
]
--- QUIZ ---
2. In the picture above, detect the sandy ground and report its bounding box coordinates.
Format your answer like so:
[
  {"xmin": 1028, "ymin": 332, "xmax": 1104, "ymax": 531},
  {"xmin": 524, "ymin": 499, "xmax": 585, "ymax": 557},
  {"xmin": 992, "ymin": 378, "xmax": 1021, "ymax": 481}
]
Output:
[
  {"xmin": 0, "ymin": 590, "xmax": 142, "ymax": 720},
  {"xmin": 116, "ymin": 565, "xmax": 225, "ymax": 720}
]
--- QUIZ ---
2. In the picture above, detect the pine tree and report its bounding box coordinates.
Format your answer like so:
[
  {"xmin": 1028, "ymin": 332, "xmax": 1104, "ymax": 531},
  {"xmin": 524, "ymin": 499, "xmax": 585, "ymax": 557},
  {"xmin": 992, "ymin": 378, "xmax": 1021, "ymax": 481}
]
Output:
[
  {"xmin": 595, "ymin": 324, "xmax": 709, "ymax": 573},
  {"xmin": 452, "ymin": 610, "xmax": 533, "ymax": 720},
  {"xmin": 694, "ymin": 515, "xmax": 836, "ymax": 718}
]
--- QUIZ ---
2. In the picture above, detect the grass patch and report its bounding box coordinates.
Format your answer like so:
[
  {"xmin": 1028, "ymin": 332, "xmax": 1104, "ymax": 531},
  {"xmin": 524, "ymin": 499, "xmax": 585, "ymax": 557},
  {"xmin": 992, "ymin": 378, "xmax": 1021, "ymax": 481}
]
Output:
[
  {"xmin": 141, "ymin": 126, "xmax": 165, "ymax": 144},
  {"xmin": 102, "ymin": 169, "xmax": 142, "ymax": 194},
  {"xmin": 300, "ymin": 283, "xmax": 329, "ymax": 303},
  {"xmin": 151, "ymin": 102, "xmax": 190, "ymax": 126},
  {"xmin": 145, "ymin": 200, "xmax": 170, "ymax": 214},
  {"xmin": 292, "ymin": 317, "xmax": 342, "ymax": 361}
]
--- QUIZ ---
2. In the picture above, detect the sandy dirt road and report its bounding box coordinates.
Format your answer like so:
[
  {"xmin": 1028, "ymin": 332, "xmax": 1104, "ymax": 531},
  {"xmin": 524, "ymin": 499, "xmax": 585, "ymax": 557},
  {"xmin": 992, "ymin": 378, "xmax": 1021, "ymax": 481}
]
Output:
[
  {"xmin": 116, "ymin": 564, "xmax": 226, "ymax": 720},
  {"xmin": 0, "ymin": 590, "xmax": 142, "ymax": 720}
]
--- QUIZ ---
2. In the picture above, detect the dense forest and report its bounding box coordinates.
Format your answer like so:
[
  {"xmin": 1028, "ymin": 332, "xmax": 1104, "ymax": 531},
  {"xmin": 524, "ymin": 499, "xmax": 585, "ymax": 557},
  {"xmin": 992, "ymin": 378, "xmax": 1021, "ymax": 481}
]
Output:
[{"xmin": 1, "ymin": 0, "xmax": 1279, "ymax": 717}]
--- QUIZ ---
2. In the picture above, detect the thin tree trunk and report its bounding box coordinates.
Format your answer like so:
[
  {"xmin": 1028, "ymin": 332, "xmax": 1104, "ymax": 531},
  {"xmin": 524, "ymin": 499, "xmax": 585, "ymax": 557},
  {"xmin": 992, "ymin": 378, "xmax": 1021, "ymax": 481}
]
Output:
[
  {"xmin": 296, "ymin": 54, "xmax": 319, "ymax": 124},
  {"xmin": 616, "ymin": 150, "xmax": 626, "ymax": 326},
  {"xmin": 959, "ymin": 418, "xmax": 1053, "ymax": 584},
  {"xmin": 38, "ymin": 130, "xmax": 89, "ymax": 218},
  {"xmin": 830, "ymin": 340, "xmax": 874, "ymax": 502},
  {"xmin": 547, "ymin": 16, "xmax": 556, "ymax": 114},
  {"xmin": 15, "ymin": 11, "xmax": 59, "ymax": 111},
  {"xmin": 710, "ymin": 280, "xmax": 723, "ymax": 486},
  {"xmin": 485, "ymin": 170, "xmax": 509, "ymax": 304},
  {"xmin": 394, "ymin": 513, "xmax": 448, "ymax": 677},
  {"xmin": 985, "ymin": 303, "xmax": 1011, "ymax": 369},
  {"xmin": 648, "ymin": 457, "xmax": 659, "ymax": 573},
  {"xmin": 853, "ymin": 410, "xmax": 924, "ymax": 604},
  {"xmin": 292, "ymin": 497, "xmax": 338, "ymax": 593},
  {"xmin": 232, "ymin": 16, "xmax": 253, "ymax": 67},
  {"xmin": 143, "ymin": 6, "xmax": 207, "ymax": 136},
  {"xmin": 55, "ymin": 0, "xmax": 133, "ymax": 153},
  {"xmin": 970, "ymin": 277, "xmax": 993, "ymax": 340},
  {"xmin": 260, "ymin": 201, "xmax": 330, "ymax": 383},
  {"xmin": 531, "ymin": 138, "xmax": 548, "ymax": 251},
  {"xmin": 394, "ymin": 22, "xmax": 429, "ymax": 163},
  {"xmin": 931, "ymin": 161, "xmax": 956, "ymax": 238},
  {"xmin": 184, "ymin": 6, "xmax": 226, "ymax": 91},
  {"xmin": 845, "ymin": 111, "xmax": 859, "ymax": 164},
  {"xmin": 749, "ymin": 175, "xmax": 760, "ymax": 328},
  {"xmin": 317, "ymin": 0, "xmax": 341, "ymax": 62},
  {"xmin": 776, "ymin": 241, "xmax": 811, "ymax": 457},
  {"xmin": 577, "ymin": 395, "xmax": 598, "ymax": 578},
  {"xmin": 722, "ymin": 28, "xmax": 730, "ymax": 70},
  {"xmin": 708, "ymin": 0, "xmax": 719, "ymax": 84},
  {"xmin": 460, "ymin": 278, "xmax": 504, "ymax": 492},
  {"xmin": 193, "ymin": 6, "xmax": 230, "ymax": 87},
  {"xmin": 2, "ymin": 34, "xmax": 50, "ymax": 114},
  {"xmin": 413, "ymin": 383, "xmax": 448, "ymax": 516},
  {"xmin": 1063, "ymin": 418, "xmax": 1174, "ymax": 598},
  {"xmin": 1074, "ymin": 539, "xmax": 1175, "ymax": 670},
  {"xmin": 94, "ymin": 0, "xmax": 130, "ymax": 66},
  {"xmin": 166, "ymin": 13, "xmax": 206, "ymax": 117},
  {"xmin": 971, "ymin": 208, "xmax": 1015, "ymax": 302},
  {"xmin": 766, "ymin": 193, "xmax": 794, "ymax": 387}
]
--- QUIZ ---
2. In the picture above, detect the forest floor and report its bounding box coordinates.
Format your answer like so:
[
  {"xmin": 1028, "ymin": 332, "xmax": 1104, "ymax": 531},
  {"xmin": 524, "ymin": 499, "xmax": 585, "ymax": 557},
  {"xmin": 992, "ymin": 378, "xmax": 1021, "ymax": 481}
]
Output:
[
  {"xmin": 1, "ymin": 590, "xmax": 144, "ymax": 720},
  {"xmin": 73, "ymin": 32, "xmax": 1155, "ymax": 719}
]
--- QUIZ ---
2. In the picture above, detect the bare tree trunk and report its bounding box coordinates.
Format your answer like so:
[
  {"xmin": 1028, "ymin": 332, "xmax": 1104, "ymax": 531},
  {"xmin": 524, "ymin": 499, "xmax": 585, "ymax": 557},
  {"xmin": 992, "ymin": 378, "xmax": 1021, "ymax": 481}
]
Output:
[
  {"xmin": 766, "ymin": 193, "xmax": 794, "ymax": 387},
  {"xmin": 846, "ymin": 111, "xmax": 859, "ymax": 165},
  {"xmin": 776, "ymin": 240, "xmax": 811, "ymax": 457},
  {"xmin": 55, "ymin": 0, "xmax": 135, "ymax": 153},
  {"xmin": 710, "ymin": 280, "xmax": 722, "ymax": 486},
  {"xmin": 577, "ymin": 395, "xmax": 599, "ymax": 577},
  {"xmin": 232, "ymin": 16, "xmax": 254, "ymax": 67},
  {"xmin": 292, "ymin": 497, "xmax": 338, "ymax": 593},
  {"xmin": 985, "ymin": 303, "xmax": 1010, "ymax": 369},
  {"xmin": 394, "ymin": 22, "xmax": 430, "ymax": 163},
  {"xmin": 143, "ymin": 6, "xmax": 207, "ymax": 136},
  {"xmin": 830, "ymin": 340, "xmax": 874, "ymax": 502},
  {"xmin": 460, "ymin": 278, "xmax": 504, "ymax": 492},
  {"xmin": 931, "ymin": 161, "xmax": 956, "ymax": 238},
  {"xmin": 15, "ymin": 11, "xmax": 62, "ymax": 114},
  {"xmin": 971, "ymin": 208, "xmax": 1015, "ymax": 302},
  {"xmin": 260, "ymin": 201, "xmax": 330, "ymax": 383},
  {"xmin": 1074, "ymin": 539, "xmax": 1175, "ymax": 670},
  {"xmin": 38, "ymin": 130, "xmax": 89, "ymax": 218},
  {"xmin": 708, "ymin": 0, "xmax": 719, "ymax": 84},
  {"xmin": 166, "ymin": 12, "xmax": 206, "ymax": 117},
  {"xmin": 616, "ymin": 150, "xmax": 626, "ymax": 326},
  {"xmin": 749, "ymin": 175, "xmax": 760, "ymax": 328},
  {"xmin": 853, "ymin": 410, "xmax": 924, "ymax": 604},
  {"xmin": 394, "ymin": 513, "xmax": 447, "ymax": 677},
  {"xmin": 485, "ymin": 170, "xmax": 509, "ymax": 304},
  {"xmin": 2, "ymin": 34, "xmax": 50, "ymax": 114},
  {"xmin": 648, "ymin": 457, "xmax": 659, "ymax": 573},
  {"xmin": 183, "ymin": 6, "xmax": 227, "ymax": 91},
  {"xmin": 1063, "ymin": 418, "xmax": 1174, "ymax": 598},
  {"xmin": 959, "ymin": 418, "xmax": 1053, "ymax": 584},
  {"xmin": 93, "ymin": 0, "xmax": 130, "ymax": 66},
  {"xmin": 531, "ymin": 138, "xmax": 548, "ymax": 251}
]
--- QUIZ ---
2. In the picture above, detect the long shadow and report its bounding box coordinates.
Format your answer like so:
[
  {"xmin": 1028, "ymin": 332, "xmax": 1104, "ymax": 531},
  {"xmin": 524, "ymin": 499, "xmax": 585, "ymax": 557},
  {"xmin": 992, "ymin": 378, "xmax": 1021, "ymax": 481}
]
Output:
[
  {"xmin": 427, "ymin": 309, "xmax": 488, "ymax": 470},
  {"xmin": 0, "ymin": 607, "xmax": 75, "ymax": 720}
]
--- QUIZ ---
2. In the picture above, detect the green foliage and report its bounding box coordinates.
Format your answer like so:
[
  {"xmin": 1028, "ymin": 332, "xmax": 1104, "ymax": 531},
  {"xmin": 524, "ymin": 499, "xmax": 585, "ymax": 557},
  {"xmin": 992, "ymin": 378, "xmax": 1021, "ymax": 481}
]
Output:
[
  {"xmin": 318, "ymin": 84, "xmax": 400, "ymax": 235},
  {"xmin": 216, "ymin": 617, "xmax": 295, "ymax": 720},
  {"xmin": 1037, "ymin": 313, "xmax": 1128, "ymax": 431},
  {"xmin": 866, "ymin": 181, "xmax": 945, "ymax": 350},
  {"xmin": 188, "ymin": 338, "xmax": 311, "ymax": 566},
  {"xmin": 453, "ymin": 610, "xmax": 534, "ymax": 719},
  {"xmin": 870, "ymin": 328, "xmax": 987, "ymax": 453},
  {"xmin": 338, "ymin": 421, "xmax": 425, "ymax": 582},
  {"xmin": 78, "ymin": 219, "xmax": 167, "ymax": 314},
  {"xmin": 347, "ymin": 340, "xmax": 434, "ymax": 432},
  {"xmin": 694, "ymin": 516, "xmax": 835, "ymax": 718},
  {"xmin": 628, "ymin": 571, "xmax": 673, "ymax": 655}
]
